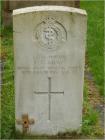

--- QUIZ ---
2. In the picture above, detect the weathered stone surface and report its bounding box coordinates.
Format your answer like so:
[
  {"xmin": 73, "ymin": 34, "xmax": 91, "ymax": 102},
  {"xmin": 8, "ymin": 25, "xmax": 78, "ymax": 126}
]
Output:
[{"xmin": 13, "ymin": 6, "xmax": 87, "ymax": 135}]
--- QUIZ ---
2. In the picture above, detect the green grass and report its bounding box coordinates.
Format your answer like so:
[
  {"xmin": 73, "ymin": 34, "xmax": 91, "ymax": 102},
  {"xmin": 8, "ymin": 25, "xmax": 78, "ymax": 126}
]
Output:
[
  {"xmin": 80, "ymin": 1, "xmax": 104, "ymax": 95},
  {"xmin": 1, "ymin": 1, "xmax": 104, "ymax": 139},
  {"xmin": 82, "ymin": 84, "xmax": 103, "ymax": 138},
  {"xmin": 1, "ymin": 27, "xmax": 15, "ymax": 139}
]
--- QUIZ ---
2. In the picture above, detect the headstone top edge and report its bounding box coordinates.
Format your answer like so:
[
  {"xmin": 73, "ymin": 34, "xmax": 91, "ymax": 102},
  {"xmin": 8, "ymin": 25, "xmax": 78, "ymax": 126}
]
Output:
[{"xmin": 13, "ymin": 5, "xmax": 87, "ymax": 16}]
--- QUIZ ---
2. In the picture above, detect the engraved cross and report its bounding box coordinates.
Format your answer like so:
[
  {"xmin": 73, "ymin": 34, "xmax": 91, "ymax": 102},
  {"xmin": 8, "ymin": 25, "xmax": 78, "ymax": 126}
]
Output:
[{"xmin": 34, "ymin": 77, "xmax": 64, "ymax": 120}]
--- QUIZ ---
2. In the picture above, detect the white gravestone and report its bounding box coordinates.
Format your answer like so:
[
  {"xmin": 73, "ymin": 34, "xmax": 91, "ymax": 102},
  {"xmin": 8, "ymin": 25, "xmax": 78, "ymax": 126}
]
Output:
[{"xmin": 13, "ymin": 6, "xmax": 87, "ymax": 135}]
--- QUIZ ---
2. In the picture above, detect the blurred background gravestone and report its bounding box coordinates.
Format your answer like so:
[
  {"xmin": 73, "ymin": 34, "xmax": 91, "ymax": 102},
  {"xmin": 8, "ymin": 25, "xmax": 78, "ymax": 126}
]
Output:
[{"xmin": 3, "ymin": 0, "xmax": 80, "ymax": 26}]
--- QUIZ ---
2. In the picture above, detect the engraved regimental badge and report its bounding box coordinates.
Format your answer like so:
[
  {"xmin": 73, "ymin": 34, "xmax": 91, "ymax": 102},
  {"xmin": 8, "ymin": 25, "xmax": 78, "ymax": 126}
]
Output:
[{"xmin": 34, "ymin": 17, "xmax": 67, "ymax": 51}]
